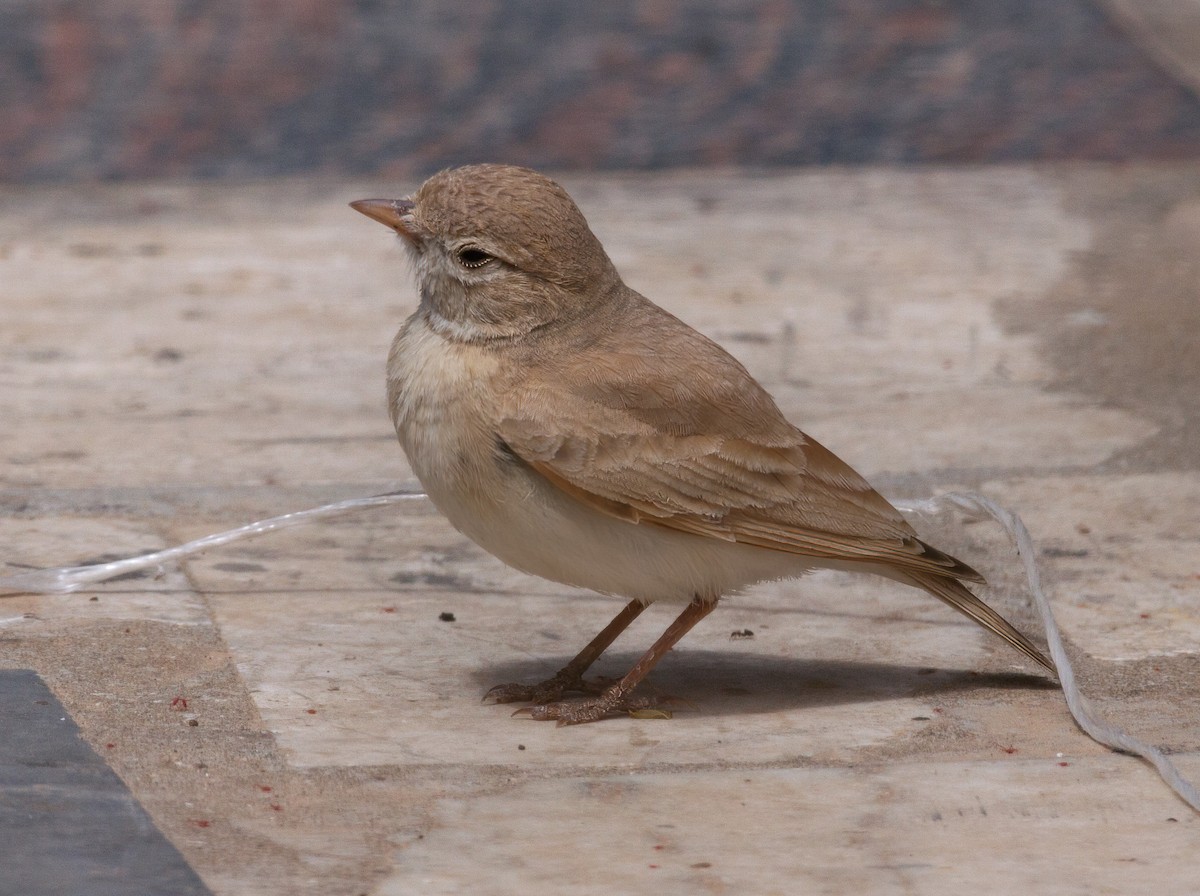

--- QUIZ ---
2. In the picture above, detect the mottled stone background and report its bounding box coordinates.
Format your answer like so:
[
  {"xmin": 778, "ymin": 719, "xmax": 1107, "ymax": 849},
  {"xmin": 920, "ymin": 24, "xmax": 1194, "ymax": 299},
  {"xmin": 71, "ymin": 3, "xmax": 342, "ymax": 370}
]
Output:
[{"xmin": 3, "ymin": 0, "xmax": 1200, "ymax": 181}]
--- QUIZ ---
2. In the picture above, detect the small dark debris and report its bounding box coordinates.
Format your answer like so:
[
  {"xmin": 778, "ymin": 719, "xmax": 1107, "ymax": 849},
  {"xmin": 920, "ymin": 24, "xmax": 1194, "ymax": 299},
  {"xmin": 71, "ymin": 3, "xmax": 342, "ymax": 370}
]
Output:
[
  {"xmin": 439, "ymin": 612, "xmax": 456, "ymax": 622},
  {"xmin": 726, "ymin": 331, "xmax": 771, "ymax": 344},
  {"xmin": 187, "ymin": 719, "xmax": 199, "ymax": 727},
  {"xmin": 154, "ymin": 347, "xmax": 184, "ymax": 363},
  {"xmin": 89, "ymin": 596, "xmax": 99, "ymax": 602},
  {"xmin": 912, "ymin": 716, "xmax": 931, "ymax": 721},
  {"xmin": 517, "ymin": 744, "xmax": 526, "ymax": 751},
  {"xmin": 391, "ymin": 571, "xmax": 463, "ymax": 587},
  {"xmin": 1041, "ymin": 547, "xmax": 1089, "ymax": 558},
  {"xmin": 68, "ymin": 243, "xmax": 115, "ymax": 257},
  {"xmin": 23, "ymin": 348, "xmax": 67, "ymax": 363},
  {"xmin": 917, "ymin": 667, "xmax": 937, "ymax": 675},
  {"xmin": 1167, "ymin": 817, "xmax": 1178, "ymax": 823},
  {"xmin": 729, "ymin": 629, "xmax": 754, "ymax": 640},
  {"xmin": 690, "ymin": 862, "xmax": 713, "ymax": 869},
  {"xmin": 211, "ymin": 561, "xmax": 267, "ymax": 573}
]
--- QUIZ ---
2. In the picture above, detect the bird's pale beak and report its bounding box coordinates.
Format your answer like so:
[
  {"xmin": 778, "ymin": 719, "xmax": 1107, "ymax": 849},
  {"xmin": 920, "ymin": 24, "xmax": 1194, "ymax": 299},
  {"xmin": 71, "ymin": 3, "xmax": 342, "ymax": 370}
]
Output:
[{"xmin": 350, "ymin": 198, "xmax": 417, "ymax": 237}]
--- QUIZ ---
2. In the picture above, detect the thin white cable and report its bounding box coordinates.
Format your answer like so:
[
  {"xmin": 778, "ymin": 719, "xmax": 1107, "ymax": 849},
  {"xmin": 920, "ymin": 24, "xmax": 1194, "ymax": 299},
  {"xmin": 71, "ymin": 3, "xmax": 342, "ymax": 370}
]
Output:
[
  {"xmin": 0, "ymin": 491, "xmax": 424, "ymax": 595},
  {"xmin": 898, "ymin": 492, "xmax": 1200, "ymax": 813}
]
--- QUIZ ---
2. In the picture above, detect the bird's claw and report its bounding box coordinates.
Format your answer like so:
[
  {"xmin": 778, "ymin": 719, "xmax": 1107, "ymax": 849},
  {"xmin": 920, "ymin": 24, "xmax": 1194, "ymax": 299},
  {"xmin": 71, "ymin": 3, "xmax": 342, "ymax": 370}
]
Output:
[
  {"xmin": 484, "ymin": 674, "xmax": 615, "ymax": 705},
  {"xmin": 510, "ymin": 692, "xmax": 668, "ymax": 726}
]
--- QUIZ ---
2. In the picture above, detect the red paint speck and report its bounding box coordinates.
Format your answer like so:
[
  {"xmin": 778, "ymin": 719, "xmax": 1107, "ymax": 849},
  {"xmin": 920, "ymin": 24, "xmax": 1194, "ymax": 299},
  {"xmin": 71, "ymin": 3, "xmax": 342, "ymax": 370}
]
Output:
[
  {"xmin": 1139, "ymin": 613, "xmax": 1151, "ymax": 619},
  {"xmin": 170, "ymin": 696, "xmax": 188, "ymax": 711},
  {"xmin": 105, "ymin": 743, "xmax": 116, "ymax": 749},
  {"xmin": 270, "ymin": 804, "xmax": 282, "ymax": 812},
  {"xmin": 190, "ymin": 819, "xmax": 211, "ymax": 828},
  {"xmin": 258, "ymin": 785, "xmax": 272, "ymax": 793},
  {"xmin": 381, "ymin": 607, "xmax": 396, "ymax": 613},
  {"xmin": 306, "ymin": 709, "xmax": 317, "ymax": 715},
  {"xmin": 1003, "ymin": 746, "xmax": 1018, "ymax": 754},
  {"xmin": 1058, "ymin": 762, "xmax": 1070, "ymax": 767}
]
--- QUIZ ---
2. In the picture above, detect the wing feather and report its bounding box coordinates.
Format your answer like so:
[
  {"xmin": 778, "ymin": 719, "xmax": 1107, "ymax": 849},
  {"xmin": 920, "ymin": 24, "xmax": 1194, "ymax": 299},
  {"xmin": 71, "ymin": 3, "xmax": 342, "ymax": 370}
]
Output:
[
  {"xmin": 498, "ymin": 291, "xmax": 987, "ymax": 572},
  {"xmin": 498, "ymin": 396, "xmax": 977, "ymax": 581}
]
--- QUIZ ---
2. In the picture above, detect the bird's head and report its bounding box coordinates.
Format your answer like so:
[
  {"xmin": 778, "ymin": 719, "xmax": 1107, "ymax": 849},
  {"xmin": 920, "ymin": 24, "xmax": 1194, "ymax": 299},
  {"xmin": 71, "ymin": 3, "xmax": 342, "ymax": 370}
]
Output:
[{"xmin": 352, "ymin": 164, "xmax": 619, "ymax": 341}]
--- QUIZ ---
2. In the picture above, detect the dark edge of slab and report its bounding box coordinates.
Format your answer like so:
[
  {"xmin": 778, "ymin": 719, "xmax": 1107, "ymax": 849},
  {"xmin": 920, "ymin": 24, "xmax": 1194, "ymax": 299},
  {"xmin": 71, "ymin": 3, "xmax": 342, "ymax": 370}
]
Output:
[{"xmin": 0, "ymin": 669, "xmax": 211, "ymax": 896}]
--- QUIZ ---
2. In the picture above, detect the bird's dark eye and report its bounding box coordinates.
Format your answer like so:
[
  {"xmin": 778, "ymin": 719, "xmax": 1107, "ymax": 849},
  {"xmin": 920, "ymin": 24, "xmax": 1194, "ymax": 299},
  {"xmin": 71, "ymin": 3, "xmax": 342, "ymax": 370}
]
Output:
[{"xmin": 456, "ymin": 247, "xmax": 493, "ymax": 269}]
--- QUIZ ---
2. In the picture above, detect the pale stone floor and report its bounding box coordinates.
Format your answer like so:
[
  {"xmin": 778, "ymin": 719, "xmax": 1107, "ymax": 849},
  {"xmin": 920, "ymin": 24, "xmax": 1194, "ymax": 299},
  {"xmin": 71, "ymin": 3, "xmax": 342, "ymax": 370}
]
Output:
[{"xmin": 1, "ymin": 167, "xmax": 1197, "ymax": 894}]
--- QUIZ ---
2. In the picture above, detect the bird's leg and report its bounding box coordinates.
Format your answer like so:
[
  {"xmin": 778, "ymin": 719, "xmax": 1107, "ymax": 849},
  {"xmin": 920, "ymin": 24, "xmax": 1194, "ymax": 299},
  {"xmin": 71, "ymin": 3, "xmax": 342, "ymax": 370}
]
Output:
[
  {"xmin": 484, "ymin": 598, "xmax": 648, "ymax": 704},
  {"xmin": 515, "ymin": 596, "xmax": 718, "ymax": 725}
]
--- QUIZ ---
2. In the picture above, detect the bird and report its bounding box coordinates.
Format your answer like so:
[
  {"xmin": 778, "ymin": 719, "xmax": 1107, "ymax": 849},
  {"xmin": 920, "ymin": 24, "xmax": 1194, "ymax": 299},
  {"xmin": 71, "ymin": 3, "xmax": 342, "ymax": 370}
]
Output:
[{"xmin": 350, "ymin": 164, "xmax": 1054, "ymax": 725}]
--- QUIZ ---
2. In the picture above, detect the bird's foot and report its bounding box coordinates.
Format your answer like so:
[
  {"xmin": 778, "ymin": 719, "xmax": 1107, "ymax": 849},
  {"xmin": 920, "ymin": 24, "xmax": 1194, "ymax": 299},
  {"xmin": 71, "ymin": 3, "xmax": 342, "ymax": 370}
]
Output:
[
  {"xmin": 511, "ymin": 689, "xmax": 672, "ymax": 726},
  {"xmin": 483, "ymin": 672, "xmax": 614, "ymax": 705}
]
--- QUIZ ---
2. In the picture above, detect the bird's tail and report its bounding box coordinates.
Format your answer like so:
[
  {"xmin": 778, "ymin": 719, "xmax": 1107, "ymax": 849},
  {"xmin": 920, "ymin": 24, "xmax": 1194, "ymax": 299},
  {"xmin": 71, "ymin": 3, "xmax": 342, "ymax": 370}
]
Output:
[{"xmin": 904, "ymin": 571, "xmax": 1055, "ymax": 673}]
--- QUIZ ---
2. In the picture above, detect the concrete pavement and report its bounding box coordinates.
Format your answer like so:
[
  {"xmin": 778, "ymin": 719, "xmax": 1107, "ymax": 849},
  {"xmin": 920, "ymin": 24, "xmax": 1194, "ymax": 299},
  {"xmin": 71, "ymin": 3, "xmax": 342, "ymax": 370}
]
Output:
[{"xmin": 1, "ymin": 167, "xmax": 1197, "ymax": 894}]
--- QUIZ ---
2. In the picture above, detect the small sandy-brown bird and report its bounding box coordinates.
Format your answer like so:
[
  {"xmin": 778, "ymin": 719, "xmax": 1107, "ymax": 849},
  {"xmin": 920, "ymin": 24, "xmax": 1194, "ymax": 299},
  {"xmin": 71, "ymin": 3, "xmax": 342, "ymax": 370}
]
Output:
[{"xmin": 351, "ymin": 164, "xmax": 1053, "ymax": 725}]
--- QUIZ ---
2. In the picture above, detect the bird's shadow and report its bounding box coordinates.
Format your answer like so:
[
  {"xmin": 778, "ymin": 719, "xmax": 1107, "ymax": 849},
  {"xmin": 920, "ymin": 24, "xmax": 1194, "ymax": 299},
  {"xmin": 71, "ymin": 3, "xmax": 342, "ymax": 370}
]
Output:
[{"xmin": 475, "ymin": 650, "xmax": 1057, "ymax": 718}]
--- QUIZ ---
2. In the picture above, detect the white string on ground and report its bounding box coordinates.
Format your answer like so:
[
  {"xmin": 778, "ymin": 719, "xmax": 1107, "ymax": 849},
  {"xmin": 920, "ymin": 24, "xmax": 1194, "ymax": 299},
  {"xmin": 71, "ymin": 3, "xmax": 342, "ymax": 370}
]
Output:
[
  {"xmin": 2, "ymin": 486, "xmax": 1196, "ymax": 811},
  {"xmin": 0, "ymin": 491, "xmax": 425, "ymax": 595},
  {"xmin": 897, "ymin": 492, "xmax": 1200, "ymax": 814}
]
